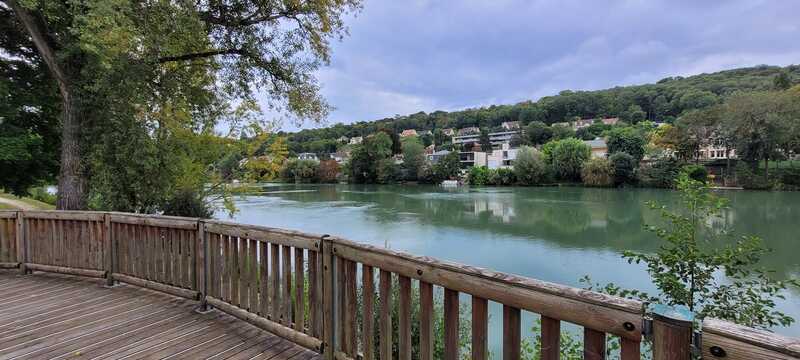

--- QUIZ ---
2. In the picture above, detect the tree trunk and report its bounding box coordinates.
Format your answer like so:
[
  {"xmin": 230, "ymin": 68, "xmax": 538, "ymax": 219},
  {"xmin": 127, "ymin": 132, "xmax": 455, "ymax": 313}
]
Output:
[
  {"xmin": 8, "ymin": 0, "xmax": 87, "ymax": 209},
  {"xmin": 56, "ymin": 91, "xmax": 87, "ymax": 209}
]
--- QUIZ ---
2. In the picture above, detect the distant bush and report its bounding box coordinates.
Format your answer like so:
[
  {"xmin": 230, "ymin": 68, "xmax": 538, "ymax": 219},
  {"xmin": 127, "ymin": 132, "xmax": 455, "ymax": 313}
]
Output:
[
  {"xmin": 541, "ymin": 138, "xmax": 590, "ymax": 182},
  {"xmin": 490, "ymin": 168, "xmax": 517, "ymax": 186},
  {"xmin": 161, "ymin": 188, "xmax": 213, "ymax": 218},
  {"xmin": 637, "ymin": 157, "xmax": 683, "ymax": 188},
  {"xmin": 467, "ymin": 166, "xmax": 490, "ymax": 186},
  {"xmin": 28, "ymin": 187, "xmax": 57, "ymax": 205},
  {"xmin": 681, "ymin": 164, "xmax": 708, "ymax": 183},
  {"xmin": 281, "ymin": 159, "xmax": 320, "ymax": 183},
  {"xmin": 774, "ymin": 166, "xmax": 800, "ymax": 189},
  {"xmin": 735, "ymin": 163, "xmax": 772, "ymax": 190},
  {"xmin": 514, "ymin": 146, "xmax": 548, "ymax": 185},
  {"xmin": 610, "ymin": 152, "xmax": 637, "ymax": 185},
  {"xmin": 581, "ymin": 158, "xmax": 614, "ymax": 187}
]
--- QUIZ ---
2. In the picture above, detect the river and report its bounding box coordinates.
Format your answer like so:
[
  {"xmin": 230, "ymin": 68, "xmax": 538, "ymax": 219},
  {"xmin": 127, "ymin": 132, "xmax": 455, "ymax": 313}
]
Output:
[{"xmin": 214, "ymin": 184, "xmax": 800, "ymax": 344}]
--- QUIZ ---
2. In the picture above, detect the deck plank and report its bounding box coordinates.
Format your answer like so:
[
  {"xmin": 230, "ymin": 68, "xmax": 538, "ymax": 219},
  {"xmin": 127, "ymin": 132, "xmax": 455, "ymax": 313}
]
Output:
[{"xmin": 0, "ymin": 271, "xmax": 320, "ymax": 360}]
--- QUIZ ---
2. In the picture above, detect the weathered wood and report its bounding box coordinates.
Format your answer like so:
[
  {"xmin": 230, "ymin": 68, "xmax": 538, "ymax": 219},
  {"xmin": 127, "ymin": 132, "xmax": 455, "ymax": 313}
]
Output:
[
  {"xmin": 294, "ymin": 247, "xmax": 305, "ymax": 332},
  {"xmin": 271, "ymin": 242, "xmax": 281, "ymax": 323},
  {"xmin": 583, "ymin": 328, "xmax": 606, "ymax": 360},
  {"xmin": 444, "ymin": 288, "xmax": 459, "ymax": 360},
  {"xmin": 620, "ymin": 338, "xmax": 641, "ymax": 360},
  {"xmin": 322, "ymin": 236, "xmax": 334, "ymax": 360},
  {"xmin": 0, "ymin": 262, "xmax": 19, "ymax": 269},
  {"xmin": 197, "ymin": 221, "xmax": 206, "ymax": 300},
  {"xmin": 260, "ymin": 240, "xmax": 269, "ymax": 317},
  {"xmin": 503, "ymin": 305, "xmax": 520, "ymax": 360},
  {"xmin": 25, "ymin": 263, "xmax": 106, "ymax": 278},
  {"xmin": 652, "ymin": 311, "xmax": 692, "ymax": 360},
  {"xmin": 419, "ymin": 280, "xmax": 434, "ymax": 360},
  {"xmin": 331, "ymin": 239, "xmax": 642, "ymax": 340},
  {"xmin": 16, "ymin": 212, "xmax": 24, "ymax": 274},
  {"xmin": 472, "ymin": 296, "xmax": 488, "ymax": 360},
  {"xmin": 362, "ymin": 265, "xmax": 375, "ymax": 360},
  {"xmin": 540, "ymin": 316, "xmax": 560, "ymax": 360},
  {"xmin": 379, "ymin": 269, "xmax": 392, "ymax": 360},
  {"xmin": 232, "ymin": 236, "xmax": 241, "ymax": 307},
  {"xmin": 112, "ymin": 273, "xmax": 200, "ymax": 300},
  {"xmin": 342, "ymin": 259, "xmax": 357, "ymax": 356},
  {"xmin": 104, "ymin": 214, "xmax": 113, "ymax": 286},
  {"xmin": 702, "ymin": 318, "xmax": 800, "ymax": 359},
  {"xmin": 23, "ymin": 210, "xmax": 104, "ymax": 221},
  {"xmin": 282, "ymin": 244, "xmax": 292, "ymax": 325},
  {"xmin": 204, "ymin": 221, "xmax": 321, "ymax": 250},
  {"xmin": 309, "ymin": 249, "xmax": 322, "ymax": 337},
  {"xmin": 205, "ymin": 296, "xmax": 323, "ymax": 352},
  {"xmin": 108, "ymin": 212, "xmax": 197, "ymax": 229},
  {"xmin": 399, "ymin": 275, "xmax": 412, "ymax": 360}
]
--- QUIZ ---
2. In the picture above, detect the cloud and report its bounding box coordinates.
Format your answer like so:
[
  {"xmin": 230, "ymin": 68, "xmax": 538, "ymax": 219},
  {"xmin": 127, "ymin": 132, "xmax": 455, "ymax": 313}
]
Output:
[{"xmin": 272, "ymin": 0, "xmax": 800, "ymax": 131}]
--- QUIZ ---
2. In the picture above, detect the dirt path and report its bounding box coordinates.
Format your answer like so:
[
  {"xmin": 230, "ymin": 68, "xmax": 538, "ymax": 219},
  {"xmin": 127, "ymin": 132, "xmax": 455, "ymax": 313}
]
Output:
[{"xmin": 0, "ymin": 196, "xmax": 37, "ymax": 210}]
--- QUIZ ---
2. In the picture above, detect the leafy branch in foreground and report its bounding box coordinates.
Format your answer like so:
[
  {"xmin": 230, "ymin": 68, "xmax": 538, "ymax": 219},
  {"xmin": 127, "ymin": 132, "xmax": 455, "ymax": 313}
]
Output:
[{"xmin": 585, "ymin": 173, "xmax": 799, "ymax": 329}]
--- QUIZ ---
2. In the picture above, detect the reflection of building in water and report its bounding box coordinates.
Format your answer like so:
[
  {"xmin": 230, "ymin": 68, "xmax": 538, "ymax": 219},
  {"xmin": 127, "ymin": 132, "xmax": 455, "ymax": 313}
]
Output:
[{"xmin": 471, "ymin": 197, "xmax": 516, "ymax": 223}]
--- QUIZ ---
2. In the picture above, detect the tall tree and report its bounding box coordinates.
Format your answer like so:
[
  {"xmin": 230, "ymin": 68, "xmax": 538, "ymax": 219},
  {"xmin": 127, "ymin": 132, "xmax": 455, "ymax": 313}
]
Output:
[{"xmin": 4, "ymin": 0, "xmax": 361, "ymax": 209}]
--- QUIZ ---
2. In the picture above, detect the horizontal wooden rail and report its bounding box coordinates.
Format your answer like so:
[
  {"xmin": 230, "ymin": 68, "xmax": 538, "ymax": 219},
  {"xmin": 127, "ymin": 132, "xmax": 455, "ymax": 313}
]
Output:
[
  {"xmin": 702, "ymin": 318, "xmax": 800, "ymax": 359},
  {"xmin": 3, "ymin": 209, "xmax": 799, "ymax": 360}
]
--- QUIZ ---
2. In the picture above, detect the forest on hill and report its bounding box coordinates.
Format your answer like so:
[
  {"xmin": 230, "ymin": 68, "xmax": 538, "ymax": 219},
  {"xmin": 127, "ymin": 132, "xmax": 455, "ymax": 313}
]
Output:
[{"xmin": 285, "ymin": 65, "xmax": 800, "ymax": 154}]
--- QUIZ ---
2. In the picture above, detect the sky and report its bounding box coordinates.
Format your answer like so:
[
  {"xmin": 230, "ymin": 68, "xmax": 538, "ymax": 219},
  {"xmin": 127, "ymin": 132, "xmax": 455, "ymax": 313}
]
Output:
[{"xmin": 270, "ymin": 0, "xmax": 800, "ymax": 131}]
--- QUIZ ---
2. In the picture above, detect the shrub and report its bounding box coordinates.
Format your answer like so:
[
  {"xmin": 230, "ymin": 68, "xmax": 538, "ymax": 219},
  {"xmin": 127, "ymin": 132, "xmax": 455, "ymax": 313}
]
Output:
[
  {"xmin": 514, "ymin": 146, "xmax": 548, "ymax": 185},
  {"xmin": 735, "ymin": 162, "xmax": 772, "ymax": 190},
  {"xmin": 609, "ymin": 152, "xmax": 637, "ymax": 185},
  {"xmin": 607, "ymin": 127, "xmax": 646, "ymax": 163},
  {"xmin": 541, "ymin": 139, "xmax": 591, "ymax": 182},
  {"xmin": 28, "ymin": 186, "xmax": 57, "ymax": 205},
  {"xmin": 316, "ymin": 160, "xmax": 340, "ymax": 183},
  {"xmin": 467, "ymin": 166, "xmax": 490, "ymax": 186},
  {"xmin": 681, "ymin": 164, "xmax": 708, "ymax": 183},
  {"xmin": 637, "ymin": 157, "xmax": 683, "ymax": 188},
  {"xmin": 581, "ymin": 158, "xmax": 613, "ymax": 187},
  {"xmin": 161, "ymin": 188, "xmax": 213, "ymax": 218},
  {"xmin": 281, "ymin": 159, "xmax": 319, "ymax": 183},
  {"xmin": 490, "ymin": 168, "xmax": 517, "ymax": 186}
]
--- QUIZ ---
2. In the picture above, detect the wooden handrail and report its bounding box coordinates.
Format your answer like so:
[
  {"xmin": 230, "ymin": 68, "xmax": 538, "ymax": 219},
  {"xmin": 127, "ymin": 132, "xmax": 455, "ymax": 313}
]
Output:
[{"xmin": 2, "ymin": 209, "xmax": 799, "ymax": 359}]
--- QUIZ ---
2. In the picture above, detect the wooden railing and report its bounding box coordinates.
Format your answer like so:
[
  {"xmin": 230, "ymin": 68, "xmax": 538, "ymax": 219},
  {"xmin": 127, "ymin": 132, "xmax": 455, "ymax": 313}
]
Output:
[{"xmin": 1, "ymin": 209, "xmax": 798, "ymax": 360}]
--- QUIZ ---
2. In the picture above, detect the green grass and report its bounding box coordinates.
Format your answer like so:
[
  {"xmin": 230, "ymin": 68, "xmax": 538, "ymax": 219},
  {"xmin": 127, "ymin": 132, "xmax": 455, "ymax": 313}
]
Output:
[{"xmin": 0, "ymin": 192, "xmax": 56, "ymax": 210}]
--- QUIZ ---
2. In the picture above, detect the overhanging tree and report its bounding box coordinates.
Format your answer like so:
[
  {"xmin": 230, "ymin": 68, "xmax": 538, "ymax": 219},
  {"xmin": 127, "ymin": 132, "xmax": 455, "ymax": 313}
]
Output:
[{"xmin": 4, "ymin": 0, "xmax": 361, "ymax": 209}]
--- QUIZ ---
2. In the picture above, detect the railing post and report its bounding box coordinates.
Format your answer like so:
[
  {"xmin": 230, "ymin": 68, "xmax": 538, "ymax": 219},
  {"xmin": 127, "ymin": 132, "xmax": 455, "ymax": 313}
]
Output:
[
  {"xmin": 197, "ymin": 220, "xmax": 208, "ymax": 310},
  {"xmin": 650, "ymin": 304, "xmax": 694, "ymax": 360},
  {"xmin": 321, "ymin": 234, "xmax": 334, "ymax": 360},
  {"xmin": 15, "ymin": 211, "xmax": 26, "ymax": 275},
  {"xmin": 197, "ymin": 220, "xmax": 211, "ymax": 312},
  {"xmin": 104, "ymin": 213, "xmax": 115, "ymax": 286}
]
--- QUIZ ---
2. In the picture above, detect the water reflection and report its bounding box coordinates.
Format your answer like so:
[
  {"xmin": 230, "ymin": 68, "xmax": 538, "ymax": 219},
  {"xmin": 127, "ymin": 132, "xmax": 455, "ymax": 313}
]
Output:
[{"xmin": 219, "ymin": 183, "xmax": 800, "ymax": 336}]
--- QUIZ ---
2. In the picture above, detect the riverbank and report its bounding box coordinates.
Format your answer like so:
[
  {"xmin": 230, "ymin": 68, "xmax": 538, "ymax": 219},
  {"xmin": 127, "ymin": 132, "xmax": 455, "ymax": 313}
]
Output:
[{"xmin": 0, "ymin": 193, "xmax": 55, "ymax": 210}]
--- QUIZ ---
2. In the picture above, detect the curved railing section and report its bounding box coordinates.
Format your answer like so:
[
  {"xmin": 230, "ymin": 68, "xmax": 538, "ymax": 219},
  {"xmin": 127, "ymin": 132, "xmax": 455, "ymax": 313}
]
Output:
[{"xmin": 0, "ymin": 210, "xmax": 798, "ymax": 360}]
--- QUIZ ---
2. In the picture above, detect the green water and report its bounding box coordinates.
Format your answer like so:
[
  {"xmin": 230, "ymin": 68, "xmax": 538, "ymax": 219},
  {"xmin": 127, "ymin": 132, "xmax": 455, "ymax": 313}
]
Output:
[{"xmin": 216, "ymin": 184, "xmax": 800, "ymax": 340}]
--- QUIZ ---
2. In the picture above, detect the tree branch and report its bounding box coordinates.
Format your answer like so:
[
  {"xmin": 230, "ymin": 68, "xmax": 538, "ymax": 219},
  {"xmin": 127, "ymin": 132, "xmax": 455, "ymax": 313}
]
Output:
[
  {"xmin": 5, "ymin": 0, "xmax": 69, "ymax": 96},
  {"xmin": 157, "ymin": 48, "xmax": 247, "ymax": 63}
]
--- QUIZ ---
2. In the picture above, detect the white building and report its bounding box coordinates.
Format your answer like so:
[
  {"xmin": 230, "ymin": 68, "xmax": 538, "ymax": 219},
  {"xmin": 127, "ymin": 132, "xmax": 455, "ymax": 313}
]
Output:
[
  {"xmin": 348, "ymin": 136, "xmax": 363, "ymax": 145},
  {"xmin": 487, "ymin": 143, "xmax": 519, "ymax": 169},
  {"xmin": 297, "ymin": 153, "xmax": 319, "ymax": 161},
  {"xmin": 501, "ymin": 121, "xmax": 520, "ymax": 130},
  {"xmin": 584, "ymin": 138, "xmax": 608, "ymax": 158},
  {"xmin": 452, "ymin": 130, "xmax": 520, "ymax": 147}
]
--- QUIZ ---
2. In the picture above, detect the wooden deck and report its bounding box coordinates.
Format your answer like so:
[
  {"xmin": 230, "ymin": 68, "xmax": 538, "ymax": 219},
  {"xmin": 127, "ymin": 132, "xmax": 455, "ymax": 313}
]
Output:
[{"xmin": 0, "ymin": 271, "xmax": 321, "ymax": 360}]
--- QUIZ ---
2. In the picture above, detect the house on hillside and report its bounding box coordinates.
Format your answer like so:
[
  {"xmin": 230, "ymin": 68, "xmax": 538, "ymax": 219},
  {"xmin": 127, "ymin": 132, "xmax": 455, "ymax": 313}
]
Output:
[
  {"xmin": 400, "ymin": 129, "xmax": 418, "ymax": 137},
  {"xmin": 442, "ymin": 128, "xmax": 456, "ymax": 136},
  {"xmin": 452, "ymin": 130, "xmax": 520, "ymax": 148},
  {"xmin": 425, "ymin": 144, "xmax": 435, "ymax": 155},
  {"xmin": 337, "ymin": 136, "xmax": 349, "ymax": 143},
  {"xmin": 487, "ymin": 143, "xmax": 519, "ymax": 169},
  {"xmin": 329, "ymin": 152, "xmax": 349, "ymax": 163},
  {"xmin": 501, "ymin": 121, "xmax": 520, "ymax": 130},
  {"xmin": 297, "ymin": 153, "xmax": 319, "ymax": 161},
  {"xmin": 601, "ymin": 117, "xmax": 619, "ymax": 126},
  {"xmin": 584, "ymin": 138, "xmax": 608, "ymax": 158},
  {"xmin": 573, "ymin": 119, "xmax": 595, "ymax": 129},
  {"xmin": 349, "ymin": 136, "xmax": 363, "ymax": 145},
  {"xmin": 457, "ymin": 127, "xmax": 480, "ymax": 136},
  {"xmin": 552, "ymin": 122, "xmax": 571, "ymax": 128},
  {"xmin": 427, "ymin": 150, "xmax": 451, "ymax": 164}
]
